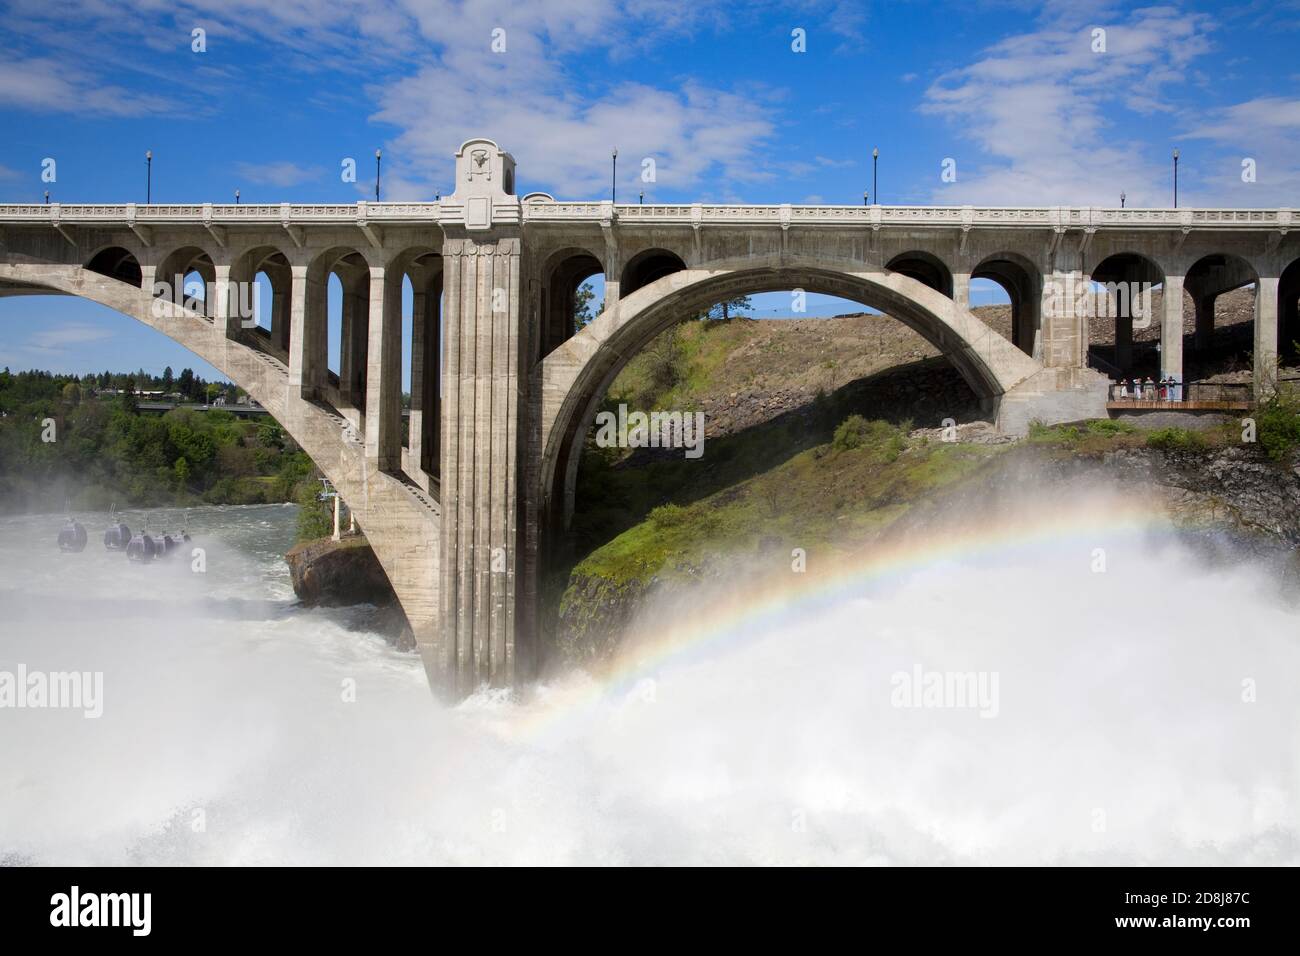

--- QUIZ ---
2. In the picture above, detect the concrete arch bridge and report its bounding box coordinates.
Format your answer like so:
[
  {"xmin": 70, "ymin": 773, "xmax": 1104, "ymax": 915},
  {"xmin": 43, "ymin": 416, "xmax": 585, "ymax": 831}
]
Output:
[{"xmin": 2, "ymin": 139, "xmax": 1295, "ymax": 695}]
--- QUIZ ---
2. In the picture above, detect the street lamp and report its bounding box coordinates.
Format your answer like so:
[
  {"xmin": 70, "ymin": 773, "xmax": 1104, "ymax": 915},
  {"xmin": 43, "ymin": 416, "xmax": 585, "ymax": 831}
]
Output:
[
  {"xmin": 145, "ymin": 150, "xmax": 152, "ymax": 204},
  {"xmin": 1120, "ymin": 191, "xmax": 1126, "ymax": 209},
  {"xmin": 863, "ymin": 189, "xmax": 868, "ymax": 206},
  {"xmin": 1172, "ymin": 148, "xmax": 1179, "ymax": 208},
  {"xmin": 43, "ymin": 190, "xmax": 49, "ymax": 205},
  {"xmin": 611, "ymin": 149, "xmax": 618, "ymax": 204},
  {"xmin": 235, "ymin": 188, "xmax": 241, "ymax": 205},
  {"xmin": 375, "ymin": 148, "xmax": 382, "ymax": 201},
  {"xmin": 639, "ymin": 189, "xmax": 644, "ymax": 205},
  {"xmin": 872, "ymin": 147, "xmax": 879, "ymax": 204}
]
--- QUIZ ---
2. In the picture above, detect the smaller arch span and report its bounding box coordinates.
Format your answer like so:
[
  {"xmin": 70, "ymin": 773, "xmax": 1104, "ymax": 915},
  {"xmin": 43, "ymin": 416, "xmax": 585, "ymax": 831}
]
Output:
[
  {"xmin": 972, "ymin": 251, "xmax": 1042, "ymax": 359},
  {"xmin": 620, "ymin": 247, "xmax": 687, "ymax": 297},
  {"xmin": 886, "ymin": 250, "xmax": 953, "ymax": 298}
]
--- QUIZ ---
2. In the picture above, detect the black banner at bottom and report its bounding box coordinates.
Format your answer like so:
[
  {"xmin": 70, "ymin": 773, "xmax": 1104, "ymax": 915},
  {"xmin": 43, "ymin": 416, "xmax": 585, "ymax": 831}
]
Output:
[{"xmin": 0, "ymin": 865, "xmax": 1289, "ymax": 942}]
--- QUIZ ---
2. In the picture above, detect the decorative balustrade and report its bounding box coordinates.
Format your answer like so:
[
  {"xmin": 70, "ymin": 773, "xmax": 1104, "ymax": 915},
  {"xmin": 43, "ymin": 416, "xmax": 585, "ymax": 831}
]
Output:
[{"xmin": 0, "ymin": 201, "xmax": 1290, "ymax": 230}]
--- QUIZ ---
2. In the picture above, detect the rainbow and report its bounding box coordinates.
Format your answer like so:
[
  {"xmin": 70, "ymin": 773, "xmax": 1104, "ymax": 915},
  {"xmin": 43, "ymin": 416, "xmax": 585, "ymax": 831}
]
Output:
[{"xmin": 506, "ymin": 495, "xmax": 1183, "ymax": 739}]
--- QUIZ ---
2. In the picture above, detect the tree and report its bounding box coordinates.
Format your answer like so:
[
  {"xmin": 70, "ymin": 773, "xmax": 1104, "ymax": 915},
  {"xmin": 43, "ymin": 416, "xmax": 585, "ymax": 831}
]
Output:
[
  {"xmin": 177, "ymin": 367, "xmax": 195, "ymax": 400},
  {"xmin": 122, "ymin": 377, "xmax": 138, "ymax": 414},
  {"xmin": 61, "ymin": 382, "xmax": 81, "ymax": 406},
  {"xmin": 161, "ymin": 366, "xmax": 174, "ymax": 392},
  {"xmin": 698, "ymin": 295, "xmax": 752, "ymax": 321},
  {"xmin": 574, "ymin": 281, "xmax": 601, "ymax": 329}
]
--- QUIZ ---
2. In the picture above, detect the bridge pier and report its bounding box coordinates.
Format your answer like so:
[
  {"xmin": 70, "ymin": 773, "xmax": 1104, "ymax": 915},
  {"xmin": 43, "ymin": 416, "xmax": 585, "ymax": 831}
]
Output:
[
  {"xmin": 435, "ymin": 140, "xmax": 530, "ymax": 695},
  {"xmin": 1160, "ymin": 273, "xmax": 1184, "ymax": 385},
  {"xmin": 1256, "ymin": 276, "xmax": 1279, "ymax": 398}
]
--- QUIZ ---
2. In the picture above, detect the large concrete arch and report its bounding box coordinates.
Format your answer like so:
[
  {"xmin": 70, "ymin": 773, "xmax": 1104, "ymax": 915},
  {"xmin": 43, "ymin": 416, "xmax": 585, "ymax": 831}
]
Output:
[
  {"xmin": 537, "ymin": 255, "xmax": 1045, "ymax": 527},
  {"xmin": 0, "ymin": 261, "xmax": 443, "ymax": 690}
]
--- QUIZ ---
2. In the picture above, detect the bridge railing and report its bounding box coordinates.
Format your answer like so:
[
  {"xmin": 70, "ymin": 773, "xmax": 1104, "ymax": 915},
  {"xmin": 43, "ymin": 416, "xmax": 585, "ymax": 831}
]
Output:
[
  {"xmin": 0, "ymin": 202, "xmax": 1291, "ymax": 229},
  {"xmin": 0, "ymin": 201, "xmax": 448, "ymax": 225}
]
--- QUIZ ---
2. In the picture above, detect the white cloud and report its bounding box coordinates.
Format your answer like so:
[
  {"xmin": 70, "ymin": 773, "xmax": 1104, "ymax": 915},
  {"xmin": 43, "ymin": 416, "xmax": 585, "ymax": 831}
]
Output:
[
  {"xmin": 234, "ymin": 161, "xmax": 324, "ymax": 188},
  {"xmin": 0, "ymin": 55, "xmax": 171, "ymax": 117},
  {"xmin": 919, "ymin": 6, "xmax": 1217, "ymax": 205},
  {"xmin": 1181, "ymin": 96, "xmax": 1300, "ymax": 204},
  {"xmin": 374, "ymin": 52, "xmax": 777, "ymax": 199},
  {"xmin": 3, "ymin": 0, "xmax": 783, "ymax": 200}
]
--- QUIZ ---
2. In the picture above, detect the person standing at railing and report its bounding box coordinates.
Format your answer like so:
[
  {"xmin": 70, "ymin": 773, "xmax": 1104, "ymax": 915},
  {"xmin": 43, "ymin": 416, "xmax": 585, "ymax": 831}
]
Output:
[{"xmin": 1143, "ymin": 377, "xmax": 1156, "ymax": 401}]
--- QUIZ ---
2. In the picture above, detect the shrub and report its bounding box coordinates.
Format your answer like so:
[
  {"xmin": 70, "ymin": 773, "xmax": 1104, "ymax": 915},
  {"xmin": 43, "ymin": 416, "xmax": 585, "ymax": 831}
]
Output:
[
  {"xmin": 1027, "ymin": 421, "xmax": 1080, "ymax": 444},
  {"xmin": 648, "ymin": 503, "xmax": 689, "ymax": 528},
  {"xmin": 295, "ymin": 483, "xmax": 334, "ymax": 541},
  {"xmin": 1086, "ymin": 418, "xmax": 1135, "ymax": 436},
  {"xmin": 1145, "ymin": 426, "xmax": 1205, "ymax": 452},
  {"xmin": 832, "ymin": 414, "xmax": 871, "ymax": 451},
  {"xmin": 1255, "ymin": 393, "xmax": 1300, "ymax": 462}
]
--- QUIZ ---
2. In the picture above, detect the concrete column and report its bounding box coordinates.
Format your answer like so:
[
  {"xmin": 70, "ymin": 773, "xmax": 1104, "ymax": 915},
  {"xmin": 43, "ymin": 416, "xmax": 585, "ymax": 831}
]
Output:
[
  {"xmin": 287, "ymin": 266, "xmax": 310, "ymax": 396},
  {"xmin": 409, "ymin": 275, "xmax": 441, "ymax": 476},
  {"xmin": 1114, "ymin": 310, "xmax": 1133, "ymax": 372},
  {"xmin": 1017, "ymin": 289, "xmax": 1043, "ymax": 361},
  {"xmin": 1255, "ymin": 276, "xmax": 1279, "ymax": 399},
  {"xmin": 212, "ymin": 262, "xmax": 236, "ymax": 339},
  {"xmin": 602, "ymin": 232, "xmax": 621, "ymax": 311},
  {"xmin": 339, "ymin": 285, "xmax": 368, "ymax": 410},
  {"xmin": 300, "ymin": 270, "xmax": 328, "ymax": 400},
  {"xmin": 440, "ymin": 232, "xmax": 523, "ymax": 695},
  {"xmin": 271, "ymin": 282, "xmax": 291, "ymax": 354},
  {"xmin": 1193, "ymin": 294, "xmax": 1215, "ymax": 352},
  {"xmin": 1161, "ymin": 274, "xmax": 1184, "ymax": 384},
  {"xmin": 409, "ymin": 285, "xmax": 428, "ymax": 472},
  {"xmin": 1040, "ymin": 268, "xmax": 1084, "ymax": 368},
  {"xmin": 952, "ymin": 271, "xmax": 970, "ymax": 311},
  {"xmin": 364, "ymin": 265, "xmax": 402, "ymax": 470}
]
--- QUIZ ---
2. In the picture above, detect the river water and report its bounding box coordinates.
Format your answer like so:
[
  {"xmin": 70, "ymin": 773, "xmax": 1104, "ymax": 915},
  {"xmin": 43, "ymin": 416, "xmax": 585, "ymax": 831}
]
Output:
[{"xmin": 1, "ymin": 502, "xmax": 1297, "ymax": 865}]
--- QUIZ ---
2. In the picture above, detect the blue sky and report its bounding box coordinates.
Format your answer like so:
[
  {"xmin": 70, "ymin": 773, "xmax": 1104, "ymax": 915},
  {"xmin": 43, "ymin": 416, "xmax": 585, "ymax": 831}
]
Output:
[{"xmin": 2, "ymin": 0, "xmax": 1297, "ymax": 382}]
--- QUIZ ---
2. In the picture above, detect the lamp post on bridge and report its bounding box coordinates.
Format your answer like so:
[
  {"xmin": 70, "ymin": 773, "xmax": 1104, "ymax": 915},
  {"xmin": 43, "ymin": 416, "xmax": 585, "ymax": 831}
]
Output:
[
  {"xmin": 1120, "ymin": 191, "xmax": 1126, "ymax": 208},
  {"xmin": 145, "ymin": 150, "xmax": 152, "ymax": 204},
  {"xmin": 375, "ymin": 148, "xmax": 382, "ymax": 202},
  {"xmin": 611, "ymin": 149, "xmax": 618, "ymax": 204},
  {"xmin": 873, "ymin": 147, "xmax": 879, "ymax": 204}
]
